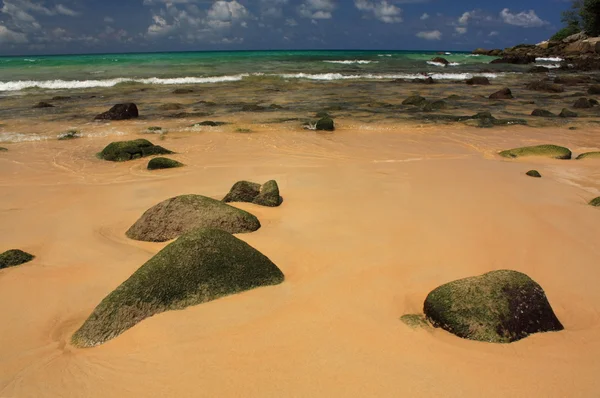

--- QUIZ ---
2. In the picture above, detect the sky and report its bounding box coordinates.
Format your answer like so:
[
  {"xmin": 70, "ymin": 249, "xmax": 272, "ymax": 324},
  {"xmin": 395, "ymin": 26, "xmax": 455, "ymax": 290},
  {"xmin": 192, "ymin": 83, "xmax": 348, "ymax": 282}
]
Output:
[{"xmin": 0, "ymin": 0, "xmax": 575, "ymax": 55}]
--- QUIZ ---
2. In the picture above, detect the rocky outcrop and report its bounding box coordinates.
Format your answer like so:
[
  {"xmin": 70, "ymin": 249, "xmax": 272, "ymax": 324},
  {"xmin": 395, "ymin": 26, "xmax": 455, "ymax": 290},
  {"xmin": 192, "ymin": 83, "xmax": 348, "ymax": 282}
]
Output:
[
  {"xmin": 526, "ymin": 81, "xmax": 565, "ymax": 93},
  {"xmin": 316, "ymin": 117, "xmax": 335, "ymax": 131},
  {"xmin": 491, "ymin": 55, "xmax": 536, "ymax": 65},
  {"xmin": 94, "ymin": 103, "xmax": 139, "ymax": 121},
  {"xmin": 574, "ymin": 98, "xmax": 594, "ymax": 108}
]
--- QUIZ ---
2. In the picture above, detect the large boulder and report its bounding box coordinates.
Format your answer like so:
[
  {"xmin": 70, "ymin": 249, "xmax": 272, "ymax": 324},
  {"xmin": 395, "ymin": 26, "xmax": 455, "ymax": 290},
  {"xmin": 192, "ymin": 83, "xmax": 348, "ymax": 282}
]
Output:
[
  {"xmin": 71, "ymin": 228, "xmax": 285, "ymax": 347},
  {"xmin": 94, "ymin": 103, "xmax": 139, "ymax": 121},
  {"xmin": 588, "ymin": 85, "xmax": 600, "ymax": 95},
  {"xmin": 423, "ymin": 270, "xmax": 563, "ymax": 343},
  {"xmin": 126, "ymin": 195, "xmax": 260, "ymax": 242},
  {"xmin": 147, "ymin": 157, "xmax": 184, "ymax": 170},
  {"xmin": 254, "ymin": 180, "xmax": 283, "ymax": 207},
  {"xmin": 499, "ymin": 144, "xmax": 572, "ymax": 159},
  {"xmin": 563, "ymin": 32, "xmax": 588, "ymax": 43},
  {"xmin": 223, "ymin": 180, "xmax": 283, "ymax": 207},
  {"xmin": 531, "ymin": 109, "xmax": 556, "ymax": 117},
  {"xmin": 564, "ymin": 37, "xmax": 600, "ymax": 54},
  {"xmin": 0, "ymin": 249, "xmax": 34, "ymax": 269},
  {"xmin": 590, "ymin": 197, "xmax": 600, "ymax": 206},
  {"xmin": 472, "ymin": 48, "xmax": 491, "ymax": 55},
  {"xmin": 489, "ymin": 88, "xmax": 514, "ymax": 99},
  {"xmin": 98, "ymin": 139, "xmax": 173, "ymax": 162},
  {"xmin": 466, "ymin": 76, "xmax": 490, "ymax": 85}
]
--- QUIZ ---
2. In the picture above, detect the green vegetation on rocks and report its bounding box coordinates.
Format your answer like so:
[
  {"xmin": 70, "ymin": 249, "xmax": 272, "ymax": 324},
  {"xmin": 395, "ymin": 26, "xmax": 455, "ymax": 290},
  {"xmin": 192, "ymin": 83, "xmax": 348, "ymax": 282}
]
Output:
[
  {"xmin": 71, "ymin": 228, "xmax": 285, "ymax": 347},
  {"xmin": 590, "ymin": 197, "xmax": 600, "ymax": 206},
  {"xmin": 526, "ymin": 170, "xmax": 542, "ymax": 178},
  {"xmin": 316, "ymin": 117, "xmax": 335, "ymax": 131},
  {"xmin": 0, "ymin": 249, "xmax": 34, "ymax": 269},
  {"xmin": 147, "ymin": 157, "xmax": 184, "ymax": 170},
  {"xmin": 98, "ymin": 139, "xmax": 173, "ymax": 162},
  {"xmin": 223, "ymin": 180, "xmax": 283, "ymax": 207},
  {"xmin": 499, "ymin": 145, "xmax": 572, "ymax": 159},
  {"xmin": 0, "ymin": 147, "xmax": 7, "ymax": 151},
  {"xmin": 400, "ymin": 314, "xmax": 430, "ymax": 329},
  {"xmin": 254, "ymin": 180, "xmax": 283, "ymax": 207},
  {"xmin": 423, "ymin": 270, "xmax": 563, "ymax": 343},
  {"xmin": 576, "ymin": 151, "xmax": 600, "ymax": 159},
  {"xmin": 127, "ymin": 195, "xmax": 260, "ymax": 242}
]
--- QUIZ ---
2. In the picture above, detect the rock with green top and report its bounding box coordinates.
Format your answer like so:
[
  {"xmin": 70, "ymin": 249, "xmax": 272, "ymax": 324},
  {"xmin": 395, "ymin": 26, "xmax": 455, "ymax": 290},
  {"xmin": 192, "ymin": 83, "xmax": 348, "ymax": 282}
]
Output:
[
  {"xmin": 253, "ymin": 180, "xmax": 283, "ymax": 207},
  {"xmin": 559, "ymin": 108, "xmax": 578, "ymax": 118},
  {"xmin": 0, "ymin": 147, "xmax": 7, "ymax": 151},
  {"xmin": 589, "ymin": 197, "xmax": 600, "ymax": 206},
  {"xmin": 499, "ymin": 145, "xmax": 572, "ymax": 159},
  {"xmin": 223, "ymin": 180, "xmax": 283, "ymax": 207},
  {"xmin": 424, "ymin": 270, "xmax": 563, "ymax": 343},
  {"xmin": 0, "ymin": 249, "xmax": 34, "ymax": 269},
  {"xmin": 126, "ymin": 195, "xmax": 260, "ymax": 242},
  {"xmin": 71, "ymin": 228, "xmax": 284, "ymax": 347},
  {"xmin": 402, "ymin": 95, "xmax": 427, "ymax": 106},
  {"xmin": 98, "ymin": 139, "xmax": 173, "ymax": 162},
  {"xmin": 400, "ymin": 314, "xmax": 430, "ymax": 329},
  {"xmin": 147, "ymin": 126, "xmax": 163, "ymax": 132},
  {"xmin": 58, "ymin": 130, "xmax": 81, "ymax": 140},
  {"xmin": 316, "ymin": 117, "xmax": 335, "ymax": 131},
  {"xmin": 147, "ymin": 157, "xmax": 184, "ymax": 170},
  {"xmin": 576, "ymin": 152, "xmax": 600, "ymax": 160},
  {"xmin": 526, "ymin": 170, "xmax": 542, "ymax": 178}
]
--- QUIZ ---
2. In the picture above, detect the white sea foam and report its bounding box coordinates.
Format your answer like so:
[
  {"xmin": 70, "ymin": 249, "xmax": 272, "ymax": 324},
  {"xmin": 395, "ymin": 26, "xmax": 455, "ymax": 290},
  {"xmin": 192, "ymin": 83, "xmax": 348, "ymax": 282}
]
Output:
[
  {"xmin": 544, "ymin": 64, "xmax": 562, "ymax": 69},
  {"xmin": 279, "ymin": 72, "xmax": 498, "ymax": 80},
  {"xmin": 378, "ymin": 54, "xmax": 392, "ymax": 57},
  {"xmin": 0, "ymin": 132, "xmax": 50, "ymax": 143},
  {"xmin": 427, "ymin": 61, "xmax": 461, "ymax": 67},
  {"xmin": 323, "ymin": 60, "xmax": 377, "ymax": 64},
  {"xmin": 536, "ymin": 57, "xmax": 564, "ymax": 62}
]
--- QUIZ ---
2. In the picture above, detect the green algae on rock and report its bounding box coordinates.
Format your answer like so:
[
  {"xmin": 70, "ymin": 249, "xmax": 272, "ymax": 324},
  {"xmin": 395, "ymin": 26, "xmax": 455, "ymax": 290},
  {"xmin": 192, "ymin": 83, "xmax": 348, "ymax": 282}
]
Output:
[
  {"xmin": 576, "ymin": 152, "xmax": 600, "ymax": 160},
  {"xmin": 223, "ymin": 180, "xmax": 283, "ymax": 207},
  {"xmin": 589, "ymin": 197, "xmax": 600, "ymax": 207},
  {"xmin": 127, "ymin": 195, "xmax": 260, "ymax": 242},
  {"xmin": 526, "ymin": 170, "xmax": 542, "ymax": 178},
  {"xmin": 98, "ymin": 139, "xmax": 173, "ymax": 162},
  {"xmin": 0, "ymin": 249, "xmax": 34, "ymax": 269},
  {"xmin": 531, "ymin": 109, "xmax": 557, "ymax": 117},
  {"xmin": 0, "ymin": 147, "xmax": 7, "ymax": 151},
  {"xmin": 254, "ymin": 180, "xmax": 283, "ymax": 207},
  {"xmin": 499, "ymin": 145, "xmax": 572, "ymax": 159},
  {"xmin": 400, "ymin": 314, "xmax": 430, "ymax": 329},
  {"xmin": 147, "ymin": 157, "xmax": 184, "ymax": 170},
  {"xmin": 316, "ymin": 117, "xmax": 335, "ymax": 131},
  {"xmin": 191, "ymin": 121, "xmax": 227, "ymax": 127},
  {"xmin": 71, "ymin": 228, "xmax": 284, "ymax": 348},
  {"xmin": 424, "ymin": 270, "xmax": 563, "ymax": 343}
]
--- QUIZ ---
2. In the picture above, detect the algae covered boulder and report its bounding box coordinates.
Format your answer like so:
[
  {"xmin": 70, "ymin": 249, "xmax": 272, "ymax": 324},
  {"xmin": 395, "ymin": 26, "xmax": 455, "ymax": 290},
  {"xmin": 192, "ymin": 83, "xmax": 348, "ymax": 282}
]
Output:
[
  {"xmin": 254, "ymin": 180, "xmax": 283, "ymax": 207},
  {"xmin": 499, "ymin": 145, "xmax": 572, "ymax": 159},
  {"xmin": 424, "ymin": 270, "xmax": 563, "ymax": 343},
  {"xmin": 126, "ymin": 194, "xmax": 260, "ymax": 242},
  {"xmin": 316, "ymin": 117, "xmax": 335, "ymax": 131},
  {"xmin": 526, "ymin": 170, "xmax": 542, "ymax": 178},
  {"xmin": 147, "ymin": 157, "xmax": 184, "ymax": 170},
  {"xmin": 589, "ymin": 197, "xmax": 600, "ymax": 206},
  {"xmin": 94, "ymin": 103, "xmax": 139, "ymax": 120},
  {"xmin": 574, "ymin": 98, "xmax": 593, "ymax": 109},
  {"xmin": 98, "ymin": 139, "xmax": 173, "ymax": 162},
  {"xmin": 576, "ymin": 152, "xmax": 600, "ymax": 160},
  {"xmin": 0, "ymin": 249, "xmax": 34, "ymax": 269},
  {"xmin": 58, "ymin": 130, "xmax": 81, "ymax": 140},
  {"xmin": 71, "ymin": 228, "xmax": 285, "ymax": 347},
  {"xmin": 223, "ymin": 180, "xmax": 283, "ymax": 207}
]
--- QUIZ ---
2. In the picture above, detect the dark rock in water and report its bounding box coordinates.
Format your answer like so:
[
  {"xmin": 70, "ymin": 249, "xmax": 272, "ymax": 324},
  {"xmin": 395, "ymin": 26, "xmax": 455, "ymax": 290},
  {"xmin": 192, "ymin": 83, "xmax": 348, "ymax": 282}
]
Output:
[
  {"xmin": 526, "ymin": 170, "xmax": 542, "ymax": 178},
  {"xmin": 588, "ymin": 85, "xmax": 600, "ymax": 95},
  {"xmin": 499, "ymin": 145, "xmax": 572, "ymax": 159},
  {"xmin": 223, "ymin": 180, "xmax": 283, "ymax": 207},
  {"xmin": 531, "ymin": 109, "xmax": 557, "ymax": 117},
  {"xmin": 315, "ymin": 111, "xmax": 331, "ymax": 118},
  {"xmin": 590, "ymin": 197, "xmax": 600, "ymax": 206},
  {"xmin": 94, "ymin": 103, "xmax": 139, "ymax": 121},
  {"xmin": 58, "ymin": 130, "xmax": 81, "ymax": 140},
  {"xmin": 0, "ymin": 147, "xmax": 7, "ymax": 151},
  {"xmin": 559, "ymin": 108, "xmax": 578, "ymax": 118},
  {"xmin": 489, "ymin": 88, "xmax": 514, "ymax": 99},
  {"xmin": 316, "ymin": 117, "xmax": 335, "ymax": 131},
  {"xmin": 147, "ymin": 157, "xmax": 184, "ymax": 170},
  {"xmin": 98, "ymin": 139, "xmax": 173, "ymax": 162},
  {"xmin": 590, "ymin": 99, "xmax": 599, "ymax": 106},
  {"xmin": 528, "ymin": 66, "xmax": 549, "ymax": 73},
  {"xmin": 414, "ymin": 77, "xmax": 434, "ymax": 84},
  {"xmin": 430, "ymin": 57, "xmax": 449, "ymax": 66},
  {"xmin": 421, "ymin": 100, "xmax": 446, "ymax": 112},
  {"xmin": 491, "ymin": 55, "xmax": 536, "ymax": 65},
  {"xmin": 71, "ymin": 228, "xmax": 284, "ymax": 347},
  {"xmin": 168, "ymin": 112, "xmax": 212, "ymax": 119},
  {"xmin": 191, "ymin": 121, "xmax": 226, "ymax": 127},
  {"xmin": 526, "ymin": 81, "xmax": 565, "ymax": 93},
  {"xmin": 445, "ymin": 94, "xmax": 461, "ymax": 101},
  {"xmin": 466, "ymin": 76, "xmax": 490, "ymax": 85},
  {"xmin": 269, "ymin": 104, "xmax": 284, "ymax": 110},
  {"xmin": 573, "ymin": 98, "xmax": 593, "ymax": 109},
  {"xmin": 197, "ymin": 100, "xmax": 217, "ymax": 106},
  {"xmin": 0, "ymin": 249, "xmax": 34, "ymax": 269},
  {"xmin": 173, "ymin": 88, "xmax": 194, "ymax": 94},
  {"xmin": 158, "ymin": 103, "xmax": 184, "ymax": 111},
  {"xmin": 554, "ymin": 76, "xmax": 590, "ymax": 85},
  {"xmin": 402, "ymin": 96, "xmax": 427, "ymax": 106},
  {"xmin": 127, "ymin": 195, "xmax": 260, "ymax": 242},
  {"xmin": 241, "ymin": 104, "xmax": 267, "ymax": 112},
  {"xmin": 52, "ymin": 96, "xmax": 71, "ymax": 101},
  {"xmin": 423, "ymin": 270, "xmax": 563, "ymax": 343},
  {"xmin": 33, "ymin": 101, "xmax": 54, "ymax": 108},
  {"xmin": 254, "ymin": 180, "xmax": 283, "ymax": 207}
]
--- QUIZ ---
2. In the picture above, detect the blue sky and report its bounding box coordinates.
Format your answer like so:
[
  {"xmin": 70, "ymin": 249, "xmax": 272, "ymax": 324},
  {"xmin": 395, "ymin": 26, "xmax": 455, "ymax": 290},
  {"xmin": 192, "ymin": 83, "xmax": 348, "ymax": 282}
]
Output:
[{"xmin": 0, "ymin": 0, "xmax": 573, "ymax": 55}]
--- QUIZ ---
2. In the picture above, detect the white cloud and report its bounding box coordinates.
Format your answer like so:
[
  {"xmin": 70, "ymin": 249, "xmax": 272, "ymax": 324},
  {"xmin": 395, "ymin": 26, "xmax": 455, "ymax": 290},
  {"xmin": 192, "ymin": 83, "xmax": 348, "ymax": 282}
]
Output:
[
  {"xmin": 420, "ymin": 13, "xmax": 429, "ymax": 20},
  {"xmin": 354, "ymin": 0, "xmax": 402, "ymax": 23},
  {"xmin": 104, "ymin": 16, "xmax": 114, "ymax": 23},
  {"xmin": 455, "ymin": 26, "xmax": 467, "ymax": 34},
  {"xmin": 500, "ymin": 8, "xmax": 547, "ymax": 28},
  {"xmin": 0, "ymin": 24, "xmax": 27, "ymax": 43},
  {"xmin": 489, "ymin": 31, "xmax": 498, "ymax": 36},
  {"xmin": 56, "ymin": 4, "xmax": 78, "ymax": 17},
  {"xmin": 458, "ymin": 11, "xmax": 472, "ymax": 25},
  {"xmin": 298, "ymin": 0, "xmax": 335, "ymax": 20},
  {"xmin": 416, "ymin": 30, "xmax": 441, "ymax": 40},
  {"xmin": 285, "ymin": 18, "xmax": 298, "ymax": 26},
  {"xmin": 260, "ymin": 0, "xmax": 288, "ymax": 18}
]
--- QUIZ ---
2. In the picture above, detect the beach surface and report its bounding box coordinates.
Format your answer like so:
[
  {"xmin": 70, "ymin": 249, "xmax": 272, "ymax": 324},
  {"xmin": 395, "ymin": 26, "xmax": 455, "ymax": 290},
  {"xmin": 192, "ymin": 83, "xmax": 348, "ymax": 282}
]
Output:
[{"xmin": 1, "ymin": 120, "xmax": 600, "ymax": 397}]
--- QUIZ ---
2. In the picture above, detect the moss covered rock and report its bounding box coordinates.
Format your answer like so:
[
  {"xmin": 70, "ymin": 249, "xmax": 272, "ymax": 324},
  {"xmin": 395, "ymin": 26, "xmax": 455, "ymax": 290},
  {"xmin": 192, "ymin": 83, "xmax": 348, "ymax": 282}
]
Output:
[
  {"xmin": 402, "ymin": 95, "xmax": 427, "ymax": 106},
  {"xmin": 559, "ymin": 108, "xmax": 578, "ymax": 118},
  {"xmin": 499, "ymin": 145, "xmax": 572, "ymax": 159},
  {"xmin": 400, "ymin": 314, "xmax": 430, "ymax": 329},
  {"xmin": 126, "ymin": 195, "xmax": 260, "ymax": 242},
  {"xmin": 526, "ymin": 81, "xmax": 565, "ymax": 93},
  {"xmin": 576, "ymin": 152, "xmax": 600, "ymax": 160},
  {"xmin": 526, "ymin": 170, "xmax": 542, "ymax": 178},
  {"xmin": 315, "ymin": 111, "xmax": 331, "ymax": 118},
  {"xmin": 589, "ymin": 197, "xmax": 600, "ymax": 206},
  {"xmin": 223, "ymin": 180, "xmax": 283, "ymax": 207},
  {"xmin": 98, "ymin": 139, "xmax": 173, "ymax": 162},
  {"xmin": 253, "ymin": 180, "xmax": 283, "ymax": 207},
  {"xmin": 489, "ymin": 88, "xmax": 514, "ymax": 100},
  {"xmin": 574, "ymin": 98, "xmax": 593, "ymax": 109},
  {"xmin": 424, "ymin": 270, "xmax": 563, "ymax": 343},
  {"xmin": 466, "ymin": 76, "xmax": 490, "ymax": 85},
  {"xmin": 421, "ymin": 100, "xmax": 447, "ymax": 112},
  {"xmin": 147, "ymin": 157, "xmax": 184, "ymax": 170},
  {"xmin": 531, "ymin": 109, "xmax": 556, "ymax": 117},
  {"xmin": 0, "ymin": 147, "xmax": 7, "ymax": 151},
  {"xmin": 316, "ymin": 117, "xmax": 335, "ymax": 131},
  {"xmin": 0, "ymin": 249, "xmax": 34, "ymax": 269},
  {"xmin": 72, "ymin": 228, "xmax": 284, "ymax": 347}
]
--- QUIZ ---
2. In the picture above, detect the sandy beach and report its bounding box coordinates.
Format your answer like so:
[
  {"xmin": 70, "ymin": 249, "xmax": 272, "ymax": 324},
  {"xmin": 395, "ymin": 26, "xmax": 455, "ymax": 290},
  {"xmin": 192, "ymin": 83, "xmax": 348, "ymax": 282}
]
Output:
[{"xmin": 2, "ymin": 118, "xmax": 600, "ymax": 397}]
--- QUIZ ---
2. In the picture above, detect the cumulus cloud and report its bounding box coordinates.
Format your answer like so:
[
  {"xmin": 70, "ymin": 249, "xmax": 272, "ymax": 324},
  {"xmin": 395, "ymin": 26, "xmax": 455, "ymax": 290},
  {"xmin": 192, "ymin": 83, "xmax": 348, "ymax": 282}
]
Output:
[
  {"xmin": 489, "ymin": 30, "xmax": 499, "ymax": 36},
  {"xmin": 416, "ymin": 30, "xmax": 441, "ymax": 40},
  {"xmin": 298, "ymin": 0, "xmax": 336, "ymax": 20},
  {"xmin": 260, "ymin": 0, "xmax": 288, "ymax": 18},
  {"xmin": 455, "ymin": 26, "xmax": 467, "ymax": 35},
  {"xmin": 0, "ymin": 24, "xmax": 28, "ymax": 43},
  {"xmin": 354, "ymin": 0, "xmax": 402, "ymax": 23},
  {"xmin": 500, "ymin": 8, "xmax": 547, "ymax": 28},
  {"xmin": 420, "ymin": 12, "xmax": 429, "ymax": 20}
]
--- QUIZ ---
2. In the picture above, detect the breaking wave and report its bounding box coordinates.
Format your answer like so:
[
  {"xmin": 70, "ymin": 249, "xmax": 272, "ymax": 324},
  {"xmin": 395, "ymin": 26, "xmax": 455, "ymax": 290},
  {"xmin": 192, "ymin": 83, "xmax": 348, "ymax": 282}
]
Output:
[
  {"xmin": 323, "ymin": 60, "xmax": 377, "ymax": 64},
  {"xmin": 536, "ymin": 57, "xmax": 564, "ymax": 62}
]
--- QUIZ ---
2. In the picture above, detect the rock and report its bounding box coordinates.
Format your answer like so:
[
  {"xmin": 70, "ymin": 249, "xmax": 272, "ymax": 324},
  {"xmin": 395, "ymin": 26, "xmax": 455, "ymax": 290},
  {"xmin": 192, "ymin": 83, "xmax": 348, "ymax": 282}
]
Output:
[
  {"xmin": 223, "ymin": 180, "xmax": 283, "ymax": 207},
  {"xmin": 565, "ymin": 37, "xmax": 600, "ymax": 54},
  {"xmin": 563, "ymin": 32, "xmax": 588, "ymax": 43},
  {"xmin": 315, "ymin": 111, "xmax": 331, "ymax": 118},
  {"xmin": 158, "ymin": 103, "xmax": 184, "ymax": 111},
  {"xmin": 559, "ymin": 108, "xmax": 578, "ymax": 118},
  {"xmin": 98, "ymin": 139, "xmax": 173, "ymax": 162},
  {"xmin": 147, "ymin": 157, "xmax": 184, "ymax": 170},
  {"xmin": 424, "ymin": 270, "xmax": 563, "ymax": 343},
  {"xmin": 576, "ymin": 152, "xmax": 600, "ymax": 160},
  {"xmin": 590, "ymin": 197, "xmax": 600, "ymax": 206},
  {"xmin": 94, "ymin": 103, "xmax": 139, "ymax": 121},
  {"xmin": 71, "ymin": 228, "xmax": 284, "ymax": 347},
  {"xmin": 466, "ymin": 76, "xmax": 490, "ymax": 85},
  {"xmin": 33, "ymin": 101, "xmax": 54, "ymax": 108},
  {"xmin": 52, "ymin": 96, "xmax": 71, "ymax": 101},
  {"xmin": 316, "ymin": 117, "xmax": 335, "ymax": 131},
  {"xmin": 0, "ymin": 147, "xmax": 7, "ymax": 151},
  {"xmin": 499, "ymin": 144, "xmax": 572, "ymax": 159},
  {"xmin": 127, "ymin": 195, "xmax": 260, "ymax": 242},
  {"xmin": 526, "ymin": 170, "xmax": 542, "ymax": 178},
  {"xmin": 400, "ymin": 314, "xmax": 430, "ymax": 329},
  {"xmin": 472, "ymin": 48, "xmax": 491, "ymax": 55},
  {"xmin": 531, "ymin": 109, "xmax": 557, "ymax": 117},
  {"xmin": 58, "ymin": 130, "xmax": 81, "ymax": 140},
  {"xmin": 528, "ymin": 66, "xmax": 550, "ymax": 73},
  {"xmin": 172, "ymin": 88, "xmax": 194, "ymax": 94},
  {"xmin": 269, "ymin": 104, "xmax": 284, "ymax": 110},
  {"xmin": 415, "ymin": 77, "xmax": 435, "ymax": 84},
  {"xmin": 253, "ymin": 180, "xmax": 283, "ymax": 207},
  {"xmin": 490, "ymin": 55, "xmax": 536, "ymax": 65},
  {"xmin": 147, "ymin": 126, "xmax": 163, "ymax": 132},
  {"xmin": 489, "ymin": 88, "xmax": 514, "ymax": 100},
  {"xmin": 588, "ymin": 85, "xmax": 600, "ymax": 94},
  {"xmin": 574, "ymin": 98, "xmax": 593, "ymax": 109},
  {"xmin": 0, "ymin": 249, "xmax": 34, "ymax": 269},
  {"xmin": 430, "ymin": 57, "xmax": 449, "ymax": 66},
  {"xmin": 554, "ymin": 76, "xmax": 591, "ymax": 85},
  {"xmin": 402, "ymin": 96, "xmax": 427, "ymax": 106},
  {"xmin": 421, "ymin": 100, "xmax": 447, "ymax": 112},
  {"xmin": 526, "ymin": 81, "xmax": 565, "ymax": 93},
  {"xmin": 191, "ymin": 121, "xmax": 226, "ymax": 127},
  {"xmin": 241, "ymin": 104, "xmax": 267, "ymax": 112}
]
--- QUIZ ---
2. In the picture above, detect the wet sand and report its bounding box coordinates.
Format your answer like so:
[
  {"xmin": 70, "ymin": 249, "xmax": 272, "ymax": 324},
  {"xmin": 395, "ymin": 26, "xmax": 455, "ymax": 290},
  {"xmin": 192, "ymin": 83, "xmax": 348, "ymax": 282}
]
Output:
[{"xmin": 1, "ymin": 120, "xmax": 600, "ymax": 397}]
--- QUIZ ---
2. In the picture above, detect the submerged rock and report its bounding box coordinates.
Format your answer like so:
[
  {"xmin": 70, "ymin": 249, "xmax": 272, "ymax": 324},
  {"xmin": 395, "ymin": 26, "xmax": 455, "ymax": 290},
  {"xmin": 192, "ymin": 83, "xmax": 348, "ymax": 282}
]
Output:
[
  {"xmin": 559, "ymin": 108, "xmax": 578, "ymax": 118},
  {"xmin": 94, "ymin": 103, "xmax": 139, "ymax": 121},
  {"xmin": 58, "ymin": 130, "xmax": 81, "ymax": 140},
  {"xmin": 430, "ymin": 57, "xmax": 449, "ymax": 66},
  {"xmin": 71, "ymin": 228, "xmax": 284, "ymax": 347},
  {"xmin": 573, "ymin": 98, "xmax": 593, "ymax": 109},
  {"xmin": 126, "ymin": 194, "xmax": 260, "ymax": 242},
  {"xmin": 223, "ymin": 180, "xmax": 283, "ymax": 207},
  {"xmin": 98, "ymin": 139, "xmax": 173, "ymax": 162},
  {"xmin": 400, "ymin": 314, "xmax": 430, "ymax": 329},
  {"xmin": 576, "ymin": 152, "xmax": 600, "ymax": 160},
  {"xmin": 555, "ymin": 76, "xmax": 590, "ymax": 85},
  {"xmin": 33, "ymin": 101, "xmax": 54, "ymax": 108},
  {"xmin": 528, "ymin": 66, "xmax": 550, "ymax": 73},
  {"xmin": 424, "ymin": 270, "xmax": 563, "ymax": 343},
  {"xmin": 402, "ymin": 96, "xmax": 427, "ymax": 106},
  {"xmin": 241, "ymin": 104, "xmax": 266, "ymax": 112},
  {"xmin": 158, "ymin": 103, "xmax": 184, "ymax": 111},
  {"xmin": 0, "ymin": 249, "xmax": 34, "ymax": 269},
  {"xmin": 526, "ymin": 170, "xmax": 542, "ymax": 178},
  {"xmin": 147, "ymin": 157, "xmax": 184, "ymax": 170},
  {"xmin": 590, "ymin": 197, "xmax": 600, "ymax": 206},
  {"xmin": 316, "ymin": 117, "xmax": 335, "ymax": 131},
  {"xmin": 531, "ymin": 109, "xmax": 557, "ymax": 117},
  {"xmin": 491, "ymin": 55, "xmax": 536, "ymax": 64},
  {"xmin": 499, "ymin": 144, "xmax": 572, "ymax": 159},
  {"xmin": 421, "ymin": 100, "xmax": 447, "ymax": 112},
  {"xmin": 315, "ymin": 111, "xmax": 331, "ymax": 118},
  {"xmin": 0, "ymin": 147, "xmax": 7, "ymax": 151},
  {"xmin": 526, "ymin": 81, "xmax": 565, "ymax": 93},
  {"xmin": 489, "ymin": 88, "xmax": 513, "ymax": 100},
  {"xmin": 466, "ymin": 76, "xmax": 490, "ymax": 85}
]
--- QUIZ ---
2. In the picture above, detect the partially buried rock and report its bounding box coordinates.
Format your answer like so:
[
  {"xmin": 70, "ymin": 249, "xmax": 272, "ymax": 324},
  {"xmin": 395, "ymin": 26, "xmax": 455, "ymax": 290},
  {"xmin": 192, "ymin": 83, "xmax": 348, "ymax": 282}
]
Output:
[
  {"xmin": 241, "ymin": 104, "xmax": 266, "ymax": 112},
  {"xmin": 526, "ymin": 170, "xmax": 542, "ymax": 178},
  {"xmin": 588, "ymin": 85, "xmax": 600, "ymax": 95},
  {"xmin": 0, "ymin": 249, "xmax": 34, "ymax": 269},
  {"xmin": 554, "ymin": 76, "xmax": 590, "ymax": 85},
  {"xmin": 33, "ymin": 101, "xmax": 54, "ymax": 108},
  {"xmin": 254, "ymin": 180, "xmax": 283, "ymax": 207},
  {"xmin": 590, "ymin": 197, "xmax": 600, "ymax": 206},
  {"xmin": 402, "ymin": 96, "xmax": 427, "ymax": 106},
  {"xmin": 0, "ymin": 147, "xmax": 8, "ymax": 151},
  {"xmin": 559, "ymin": 108, "xmax": 578, "ymax": 118},
  {"xmin": 71, "ymin": 228, "xmax": 284, "ymax": 347},
  {"xmin": 147, "ymin": 157, "xmax": 184, "ymax": 170},
  {"xmin": 573, "ymin": 98, "xmax": 593, "ymax": 109},
  {"xmin": 316, "ymin": 117, "xmax": 335, "ymax": 131},
  {"xmin": 531, "ymin": 109, "xmax": 556, "ymax": 117},
  {"xmin": 499, "ymin": 144, "xmax": 572, "ymax": 159},
  {"xmin": 223, "ymin": 180, "xmax": 283, "ymax": 207},
  {"xmin": 94, "ymin": 103, "xmax": 139, "ymax": 121},
  {"xmin": 424, "ymin": 270, "xmax": 563, "ymax": 343},
  {"xmin": 98, "ymin": 139, "xmax": 172, "ymax": 162},
  {"xmin": 526, "ymin": 81, "xmax": 565, "ymax": 93},
  {"xmin": 466, "ymin": 76, "xmax": 490, "ymax": 85},
  {"xmin": 576, "ymin": 152, "xmax": 600, "ymax": 160},
  {"xmin": 126, "ymin": 194, "xmax": 260, "ymax": 242},
  {"xmin": 191, "ymin": 121, "xmax": 226, "ymax": 127},
  {"xmin": 489, "ymin": 88, "xmax": 513, "ymax": 99}
]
